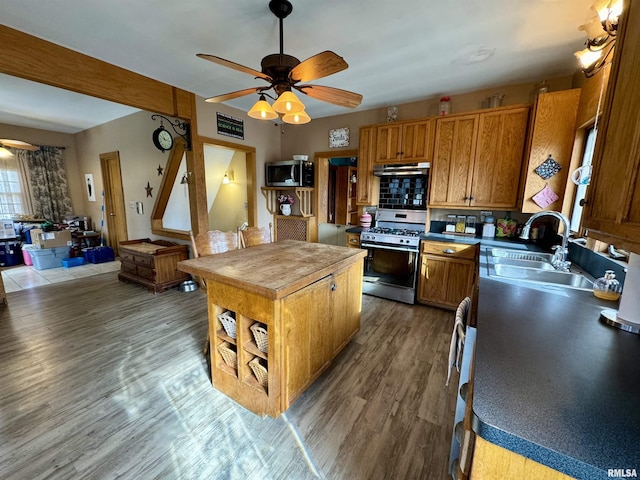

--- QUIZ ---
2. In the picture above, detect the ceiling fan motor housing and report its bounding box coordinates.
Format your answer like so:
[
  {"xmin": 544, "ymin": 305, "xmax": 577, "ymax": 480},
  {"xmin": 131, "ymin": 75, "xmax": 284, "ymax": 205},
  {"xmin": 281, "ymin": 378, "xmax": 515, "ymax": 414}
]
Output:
[{"xmin": 269, "ymin": 0, "xmax": 293, "ymax": 19}]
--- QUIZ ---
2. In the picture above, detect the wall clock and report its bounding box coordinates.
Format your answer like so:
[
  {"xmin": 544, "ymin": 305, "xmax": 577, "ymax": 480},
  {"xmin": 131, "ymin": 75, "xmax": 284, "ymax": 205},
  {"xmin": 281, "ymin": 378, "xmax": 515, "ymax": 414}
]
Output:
[
  {"xmin": 152, "ymin": 125, "xmax": 173, "ymax": 152},
  {"xmin": 329, "ymin": 127, "xmax": 349, "ymax": 148}
]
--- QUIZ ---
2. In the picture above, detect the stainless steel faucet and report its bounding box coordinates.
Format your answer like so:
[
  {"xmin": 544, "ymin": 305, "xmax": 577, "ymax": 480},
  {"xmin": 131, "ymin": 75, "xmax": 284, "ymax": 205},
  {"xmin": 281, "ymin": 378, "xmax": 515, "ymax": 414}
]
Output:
[{"xmin": 520, "ymin": 211, "xmax": 572, "ymax": 272}]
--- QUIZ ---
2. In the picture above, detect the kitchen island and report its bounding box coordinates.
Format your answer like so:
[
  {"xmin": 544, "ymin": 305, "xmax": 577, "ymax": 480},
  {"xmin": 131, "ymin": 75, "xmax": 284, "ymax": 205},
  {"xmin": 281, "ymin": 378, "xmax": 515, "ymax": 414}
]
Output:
[{"xmin": 177, "ymin": 240, "xmax": 366, "ymax": 417}]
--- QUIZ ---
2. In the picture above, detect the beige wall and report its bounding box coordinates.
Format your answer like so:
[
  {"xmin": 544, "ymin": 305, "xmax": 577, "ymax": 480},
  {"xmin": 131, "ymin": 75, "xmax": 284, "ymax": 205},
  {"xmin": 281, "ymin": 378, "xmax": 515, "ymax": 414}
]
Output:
[
  {"xmin": 0, "ymin": 122, "xmax": 83, "ymax": 215},
  {"xmin": 195, "ymin": 98, "xmax": 282, "ymax": 229},
  {"xmin": 280, "ymin": 76, "xmax": 575, "ymax": 160}
]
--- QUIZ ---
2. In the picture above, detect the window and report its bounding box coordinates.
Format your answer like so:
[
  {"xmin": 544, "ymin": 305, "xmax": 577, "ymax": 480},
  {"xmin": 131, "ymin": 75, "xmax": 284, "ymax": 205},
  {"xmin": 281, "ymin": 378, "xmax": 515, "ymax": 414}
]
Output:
[
  {"xmin": 0, "ymin": 158, "xmax": 27, "ymax": 219},
  {"xmin": 570, "ymin": 126, "xmax": 597, "ymax": 232}
]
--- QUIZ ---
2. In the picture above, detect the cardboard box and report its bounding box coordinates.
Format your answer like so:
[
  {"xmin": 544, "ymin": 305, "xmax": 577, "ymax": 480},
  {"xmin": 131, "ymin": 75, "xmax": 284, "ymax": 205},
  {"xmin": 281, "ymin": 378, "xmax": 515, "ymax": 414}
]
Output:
[{"xmin": 30, "ymin": 229, "xmax": 72, "ymax": 249}]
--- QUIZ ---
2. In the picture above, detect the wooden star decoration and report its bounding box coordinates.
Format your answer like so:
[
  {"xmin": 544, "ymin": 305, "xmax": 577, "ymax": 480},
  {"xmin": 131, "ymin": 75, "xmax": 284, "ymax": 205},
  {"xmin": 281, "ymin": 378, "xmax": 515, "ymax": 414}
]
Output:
[
  {"xmin": 157, "ymin": 164, "xmax": 163, "ymax": 176},
  {"xmin": 145, "ymin": 181, "xmax": 153, "ymax": 198}
]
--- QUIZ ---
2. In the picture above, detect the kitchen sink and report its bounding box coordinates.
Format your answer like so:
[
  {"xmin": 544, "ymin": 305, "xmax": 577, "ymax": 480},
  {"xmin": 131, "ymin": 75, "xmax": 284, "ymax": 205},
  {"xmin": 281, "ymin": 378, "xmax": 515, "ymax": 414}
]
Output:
[{"xmin": 486, "ymin": 248, "xmax": 593, "ymax": 290}]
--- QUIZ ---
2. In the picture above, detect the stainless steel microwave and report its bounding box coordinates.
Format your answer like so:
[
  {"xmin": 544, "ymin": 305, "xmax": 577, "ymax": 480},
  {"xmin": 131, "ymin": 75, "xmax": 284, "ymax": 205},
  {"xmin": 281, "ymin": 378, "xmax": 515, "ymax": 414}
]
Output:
[{"xmin": 265, "ymin": 160, "xmax": 314, "ymax": 187}]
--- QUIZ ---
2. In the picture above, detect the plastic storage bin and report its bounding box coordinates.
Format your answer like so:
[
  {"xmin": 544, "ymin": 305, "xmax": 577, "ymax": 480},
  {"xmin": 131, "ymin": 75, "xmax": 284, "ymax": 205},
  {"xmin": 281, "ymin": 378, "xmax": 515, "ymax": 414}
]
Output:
[
  {"xmin": 28, "ymin": 246, "xmax": 70, "ymax": 270},
  {"xmin": 62, "ymin": 257, "xmax": 85, "ymax": 268},
  {"xmin": 22, "ymin": 244, "xmax": 33, "ymax": 266},
  {"xmin": 0, "ymin": 242, "xmax": 24, "ymax": 267},
  {"xmin": 82, "ymin": 246, "xmax": 114, "ymax": 264}
]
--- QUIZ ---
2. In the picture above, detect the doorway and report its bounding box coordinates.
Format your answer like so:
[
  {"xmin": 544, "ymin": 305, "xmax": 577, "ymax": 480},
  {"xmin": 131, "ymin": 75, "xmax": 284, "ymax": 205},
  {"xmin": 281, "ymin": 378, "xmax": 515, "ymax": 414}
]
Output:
[{"xmin": 100, "ymin": 151, "xmax": 128, "ymax": 256}]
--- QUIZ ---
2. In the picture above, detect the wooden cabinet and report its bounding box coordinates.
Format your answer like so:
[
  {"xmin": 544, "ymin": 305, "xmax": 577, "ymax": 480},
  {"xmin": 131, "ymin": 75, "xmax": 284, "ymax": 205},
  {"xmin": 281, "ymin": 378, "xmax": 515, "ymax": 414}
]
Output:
[
  {"xmin": 520, "ymin": 90, "xmax": 581, "ymax": 213},
  {"xmin": 118, "ymin": 239, "xmax": 190, "ymax": 293},
  {"xmin": 274, "ymin": 215, "xmax": 317, "ymax": 242},
  {"xmin": 177, "ymin": 240, "xmax": 365, "ymax": 417},
  {"xmin": 429, "ymin": 106, "xmax": 529, "ymax": 209},
  {"xmin": 346, "ymin": 232, "xmax": 361, "ymax": 248},
  {"xmin": 417, "ymin": 241, "xmax": 479, "ymax": 309},
  {"xmin": 356, "ymin": 125, "xmax": 379, "ymax": 205},
  {"xmin": 375, "ymin": 119, "xmax": 434, "ymax": 164},
  {"xmin": 470, "ymin": 437, "xmax": 573, "ymax": 480},
  {"xmin": 583, "ymin": 0, "xmax": 640, "ymax": 253}
]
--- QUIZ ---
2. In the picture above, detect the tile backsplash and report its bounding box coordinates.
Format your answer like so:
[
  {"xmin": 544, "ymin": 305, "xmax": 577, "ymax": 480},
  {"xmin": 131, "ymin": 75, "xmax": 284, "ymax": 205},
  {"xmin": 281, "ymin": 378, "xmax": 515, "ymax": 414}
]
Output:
[{"xmin": 378, "ymin": 176, "xmax": 427, "ymax": 209}]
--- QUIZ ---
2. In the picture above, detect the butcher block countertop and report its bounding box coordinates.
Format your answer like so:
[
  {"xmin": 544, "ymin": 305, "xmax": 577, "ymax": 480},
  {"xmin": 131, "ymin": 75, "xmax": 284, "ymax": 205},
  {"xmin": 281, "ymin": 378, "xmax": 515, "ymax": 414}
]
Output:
[{"xmin": 177, "ymin": 240, "xmax": 366, "ymax": 300}]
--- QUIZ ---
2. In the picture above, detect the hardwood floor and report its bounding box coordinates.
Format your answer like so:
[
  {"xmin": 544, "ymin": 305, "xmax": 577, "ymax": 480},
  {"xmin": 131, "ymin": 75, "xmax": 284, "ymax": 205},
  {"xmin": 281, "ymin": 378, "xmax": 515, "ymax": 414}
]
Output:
[{"xmin": 0, "ymin": 272, "xmax": 458, "ymax": 479}]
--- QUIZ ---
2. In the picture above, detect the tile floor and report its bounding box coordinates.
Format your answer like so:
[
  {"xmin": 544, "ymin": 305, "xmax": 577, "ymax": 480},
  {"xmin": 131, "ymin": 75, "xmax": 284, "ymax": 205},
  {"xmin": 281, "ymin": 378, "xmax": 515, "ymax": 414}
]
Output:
[{"xmin": 1, "ymin": 260, "xmax": 121, "ymax": 292}]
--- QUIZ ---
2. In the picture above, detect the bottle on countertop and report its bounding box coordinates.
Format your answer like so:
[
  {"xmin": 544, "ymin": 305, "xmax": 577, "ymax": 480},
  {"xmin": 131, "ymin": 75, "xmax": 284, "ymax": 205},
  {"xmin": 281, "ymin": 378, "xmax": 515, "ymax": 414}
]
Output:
[
  {"xmin": 593, "ymin": 270, "xmax": 622, "ymax": 301},
  {"xmin": 482, "ymin": 215, "xmax": 495, "ymax": 238}
]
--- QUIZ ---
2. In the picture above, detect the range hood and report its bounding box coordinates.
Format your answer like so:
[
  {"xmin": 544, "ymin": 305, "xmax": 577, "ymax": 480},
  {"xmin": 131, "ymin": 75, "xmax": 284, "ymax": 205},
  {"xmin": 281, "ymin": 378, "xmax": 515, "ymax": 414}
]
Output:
[{"xmin": 373, "ymin": 162, "xmax": 430, "ymax": 176}]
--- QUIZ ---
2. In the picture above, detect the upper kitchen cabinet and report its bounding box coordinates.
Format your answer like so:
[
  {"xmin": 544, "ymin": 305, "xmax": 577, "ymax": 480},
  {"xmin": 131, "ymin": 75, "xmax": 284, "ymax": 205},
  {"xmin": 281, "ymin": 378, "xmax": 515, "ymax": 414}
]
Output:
[
  {"xmin": 519, "ymin": 89, "xmax": 581, "ymax": 213},
  {"xmin": 583, "ymin": 0, "xmax": 640, "ymax": 253},
  {"xmin": 429, "ymin": 106, "xmax": 529, "ymax": 209},
  {"xmin": 375, "ymin": 119, "xmax": 435, "ymax": 164},
  {"xmin": 356, "ymin": 125, "xmax": 379, "ymax": 205}
]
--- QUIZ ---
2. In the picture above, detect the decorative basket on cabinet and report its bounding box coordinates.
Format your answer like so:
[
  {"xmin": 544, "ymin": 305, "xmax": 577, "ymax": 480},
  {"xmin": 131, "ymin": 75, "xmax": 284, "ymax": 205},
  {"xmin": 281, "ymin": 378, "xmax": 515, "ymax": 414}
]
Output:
[
  {"xmin": 249, "ymin": 357, "xmax": 268, "ymax": 388},
  {"xmin": 217, "ymin": 311, "xmax": 237, "ymax": 338},
  {"xmin": 250, "ymin": 322, "xmax": 268, "ymax": 353},
  {"xmin": 216, "ymin": 342, "xmax": 237, "ymax": 368}
]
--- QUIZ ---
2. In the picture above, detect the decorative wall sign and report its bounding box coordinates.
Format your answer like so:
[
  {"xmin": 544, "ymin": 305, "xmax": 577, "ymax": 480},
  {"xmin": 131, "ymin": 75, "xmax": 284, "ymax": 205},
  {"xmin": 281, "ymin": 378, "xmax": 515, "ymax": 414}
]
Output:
[
  {"xmin": 329, "ymin": 127, "xmax": 350, "ymax": 148},
  {"xmin": 217, "ymin": 112, "xmax": 244, "ymax": 139},
  {"xmin": 85, "ymin": 174, "xmax": 96, "ymax": 202}
]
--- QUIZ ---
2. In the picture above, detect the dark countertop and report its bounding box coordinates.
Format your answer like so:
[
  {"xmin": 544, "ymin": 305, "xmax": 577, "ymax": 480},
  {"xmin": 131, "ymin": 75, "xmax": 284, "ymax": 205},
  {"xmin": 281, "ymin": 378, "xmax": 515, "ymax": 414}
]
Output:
[{"xmin": 473, "ymin": 254, "xmax": 640, "ymax": 479}]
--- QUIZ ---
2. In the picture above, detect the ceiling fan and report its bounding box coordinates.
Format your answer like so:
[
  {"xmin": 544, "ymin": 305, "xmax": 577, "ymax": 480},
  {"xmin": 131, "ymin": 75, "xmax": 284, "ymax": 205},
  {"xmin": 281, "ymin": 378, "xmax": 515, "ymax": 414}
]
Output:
[
  {"xmin": 197, "ymin": 0, "xmax": 362, "ymax": 122},
  {"xmin": 0, "ymin": 139, "xmax": 39, "ymax": 157}
]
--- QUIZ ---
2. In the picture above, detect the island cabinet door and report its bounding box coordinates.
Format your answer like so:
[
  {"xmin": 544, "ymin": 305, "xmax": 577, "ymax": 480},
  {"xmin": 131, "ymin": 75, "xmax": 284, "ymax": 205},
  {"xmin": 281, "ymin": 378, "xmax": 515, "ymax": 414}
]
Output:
[
  {"xmin": 282, "ymin": 274, "xmax": 333, "ymax": 406},
  {"xmin": 281, "ymin": 261, "xmax": 363, "ymax": 408}
]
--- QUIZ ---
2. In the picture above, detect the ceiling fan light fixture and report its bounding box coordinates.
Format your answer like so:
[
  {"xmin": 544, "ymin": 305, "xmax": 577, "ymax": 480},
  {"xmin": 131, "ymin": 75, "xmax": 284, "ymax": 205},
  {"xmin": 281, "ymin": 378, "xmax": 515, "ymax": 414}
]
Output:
[
  {"xmin": 282, "ymin": 109, "xmax": 311, "ymax": 125},
  {"xmin": 0, "ymin": 147, "xmax": 14, "ymax": 158},
  {"xmin": 272, "ymin": 90, "xmax": 305, "ymax": 114},
  {"xmin": 248, "ymin": 94, "xmax": 279, "ymax": 120}
]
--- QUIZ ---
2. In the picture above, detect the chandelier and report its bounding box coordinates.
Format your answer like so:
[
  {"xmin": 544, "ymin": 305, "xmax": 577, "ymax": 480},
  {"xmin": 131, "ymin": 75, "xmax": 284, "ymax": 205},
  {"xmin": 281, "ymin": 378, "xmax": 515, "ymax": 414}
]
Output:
[{"xmin": 575, "ymin": 0, "xmax": 623, "ymax": 77}]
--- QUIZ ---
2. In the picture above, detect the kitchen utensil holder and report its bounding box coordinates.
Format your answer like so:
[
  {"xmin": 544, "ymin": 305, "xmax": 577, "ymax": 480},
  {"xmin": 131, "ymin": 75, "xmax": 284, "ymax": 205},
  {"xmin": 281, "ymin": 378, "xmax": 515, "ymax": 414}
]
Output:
[
  {"xmin": 250, "ymin": 322, "xmax": 268, "ymax": 353},
  {"xmin": 249, "ymin": 357, "xmax": 268, "ymax": 388},
  {"xmin": 217, "ymin": 311, "xmax": 237, "ymax": 339},
  {"xmin": 217, "ymin": 341, "xmax": 237, "ymax": 368}
]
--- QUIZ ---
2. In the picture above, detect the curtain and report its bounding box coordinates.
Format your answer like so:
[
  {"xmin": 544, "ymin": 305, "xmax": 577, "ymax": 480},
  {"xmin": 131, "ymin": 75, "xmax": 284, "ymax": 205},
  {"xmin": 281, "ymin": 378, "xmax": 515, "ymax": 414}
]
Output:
[
  {"xmin": 0, "ymin": 151, "xmax": 32, "ymax": 217},
  {"xmin": 17, "ymin": 147, "xmax": 72, "ymax": 223}
]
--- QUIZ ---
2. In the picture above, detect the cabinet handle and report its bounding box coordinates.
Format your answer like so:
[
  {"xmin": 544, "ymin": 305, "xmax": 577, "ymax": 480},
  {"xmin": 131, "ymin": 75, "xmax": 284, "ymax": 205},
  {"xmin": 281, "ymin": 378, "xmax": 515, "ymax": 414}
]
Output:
[
  {"xmin": 579, "ymin": 198, "xmax": 588, "ymax": 207},
  {"xmin": 331, "ymin": 283, "xmax": 337, "ymax": 291},
  {"xmin": 443, "ymin": 248, "xmax": 455, "ymax": 254}
]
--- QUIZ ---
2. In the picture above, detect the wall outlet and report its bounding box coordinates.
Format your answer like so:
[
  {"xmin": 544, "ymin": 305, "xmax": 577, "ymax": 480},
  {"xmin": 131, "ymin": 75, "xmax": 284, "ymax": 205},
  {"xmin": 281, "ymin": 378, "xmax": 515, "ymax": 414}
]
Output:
[{"xmin": 129, "ymin": 201, "xmax": 136, "ymax": 209}]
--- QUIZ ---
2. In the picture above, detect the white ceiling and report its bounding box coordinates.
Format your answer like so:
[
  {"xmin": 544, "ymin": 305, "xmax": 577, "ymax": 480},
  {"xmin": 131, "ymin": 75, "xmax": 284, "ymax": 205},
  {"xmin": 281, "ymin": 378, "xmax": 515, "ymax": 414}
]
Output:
[{"xmin": 0, "ymin": 0, "xmax": 594, "ymax": 134}]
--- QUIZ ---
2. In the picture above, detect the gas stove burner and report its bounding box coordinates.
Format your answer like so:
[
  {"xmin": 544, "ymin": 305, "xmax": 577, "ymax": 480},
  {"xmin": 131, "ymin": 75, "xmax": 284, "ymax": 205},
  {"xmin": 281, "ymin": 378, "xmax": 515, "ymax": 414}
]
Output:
[{"xmin": 368, "ymin": 227, "xmax": 422, "ymax": 237}]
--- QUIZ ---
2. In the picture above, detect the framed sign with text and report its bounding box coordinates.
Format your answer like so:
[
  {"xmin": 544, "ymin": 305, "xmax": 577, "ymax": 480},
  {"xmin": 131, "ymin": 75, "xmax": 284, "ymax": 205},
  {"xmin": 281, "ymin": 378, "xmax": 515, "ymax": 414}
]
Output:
[
  {"xmin": 329, "ymin": 127, "xmax": 349, "ymax": 148},
  {"xmin": 217, "ymin": 112, "xmax": 244, "ymax": 140}
]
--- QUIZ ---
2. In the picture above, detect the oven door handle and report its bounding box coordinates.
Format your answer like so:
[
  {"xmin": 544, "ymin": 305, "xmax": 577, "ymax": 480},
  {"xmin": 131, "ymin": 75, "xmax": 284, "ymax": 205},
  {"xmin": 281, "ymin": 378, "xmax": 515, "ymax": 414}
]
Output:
[{"xmin": 360, "ymin": 242, "xmax": 418, "ymax": 253}]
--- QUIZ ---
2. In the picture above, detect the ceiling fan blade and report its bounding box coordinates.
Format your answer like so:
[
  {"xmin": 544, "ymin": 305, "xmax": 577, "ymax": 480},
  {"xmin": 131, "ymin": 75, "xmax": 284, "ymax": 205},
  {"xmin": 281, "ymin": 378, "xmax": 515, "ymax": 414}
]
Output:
[
  {"xmin": 289, "ymin": 51, "xmax": 348, "ymax": 83},
  {"xmin": 197, "ymin": 53, "xmax": 272, "ymax": 82},
  {"xmin": 205, "ymin": 87, "xmax": 264, "ymax": 103},
  {"xmin": 295, "ymin": 84, "xmax": 362, "ymax": 109},
  {"xmin": 0, "ymin": 139, "xmax": 39, "ymax": 151}
]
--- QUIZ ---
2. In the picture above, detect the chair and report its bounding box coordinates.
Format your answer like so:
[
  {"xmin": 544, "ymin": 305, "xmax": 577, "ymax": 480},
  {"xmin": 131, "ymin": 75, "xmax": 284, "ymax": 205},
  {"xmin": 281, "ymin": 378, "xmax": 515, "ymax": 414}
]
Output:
[
  {"xmin": 446, "ymin": 296, "xmax": 471, "ymax": 386},
  {"xmin": 189, "ymin": 229, "xmax": 239, "ymax": 355},
  {"xmin": 238, "ymin": 223, "xmax": 273, "ymax": 248}
]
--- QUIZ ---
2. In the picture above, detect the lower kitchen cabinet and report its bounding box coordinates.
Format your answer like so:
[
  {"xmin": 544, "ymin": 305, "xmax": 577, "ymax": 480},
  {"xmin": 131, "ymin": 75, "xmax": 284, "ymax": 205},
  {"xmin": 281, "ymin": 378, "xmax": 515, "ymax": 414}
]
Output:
[
  {"xmin": 346, "ymin": 232, "xmax": 361, "ymax": 248},
  {"xmin": 417, "ymin": 241, "xmax": 479, "ymax": 309},
  {"xmin": 470, "ymin": 437, "xmax": 574, "ymax": 480},
  {"xmin": 274, "ymin": 215, "xmax": 317, "ymax": 242}
]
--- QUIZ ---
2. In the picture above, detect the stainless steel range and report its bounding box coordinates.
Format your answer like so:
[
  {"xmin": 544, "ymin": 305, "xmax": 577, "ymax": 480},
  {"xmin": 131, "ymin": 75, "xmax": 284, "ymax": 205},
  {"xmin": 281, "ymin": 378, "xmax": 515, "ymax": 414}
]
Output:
[{"xmin": 360, "ymin": 208, "xmax": 427, "ymax": 304}]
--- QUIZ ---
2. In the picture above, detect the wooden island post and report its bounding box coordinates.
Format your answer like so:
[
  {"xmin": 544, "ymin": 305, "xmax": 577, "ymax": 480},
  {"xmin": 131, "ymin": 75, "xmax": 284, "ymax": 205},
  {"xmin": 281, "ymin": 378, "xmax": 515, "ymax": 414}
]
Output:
[{"xmin": 177, "ymin": 240, "xmax": 366, "ymax": 418}]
